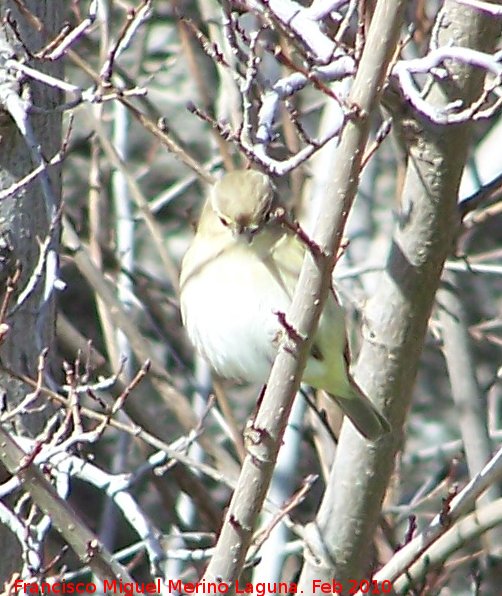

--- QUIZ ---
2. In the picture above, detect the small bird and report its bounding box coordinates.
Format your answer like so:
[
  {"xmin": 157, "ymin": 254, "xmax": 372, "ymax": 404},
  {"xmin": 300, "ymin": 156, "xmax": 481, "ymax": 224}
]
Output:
[{"xmin": 179, "ymin": 170, "xmax": 390, "ymax": 440}]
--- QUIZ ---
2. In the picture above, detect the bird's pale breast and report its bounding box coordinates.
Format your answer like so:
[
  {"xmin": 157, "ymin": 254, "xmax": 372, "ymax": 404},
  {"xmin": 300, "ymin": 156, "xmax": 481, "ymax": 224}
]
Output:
[{"xmin": 180, "ymin": 239, "xmax": 292, "ymax": 383}]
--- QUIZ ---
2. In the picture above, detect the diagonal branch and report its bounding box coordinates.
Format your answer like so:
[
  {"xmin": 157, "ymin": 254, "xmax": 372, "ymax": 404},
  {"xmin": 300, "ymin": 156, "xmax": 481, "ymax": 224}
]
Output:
[
  {"xmin": 0, "ymin": 424, "xmax": 135, "ymax": 593},
  {"xmin": 202, "ymin": 0, "xmax": 406, "ymax": 588},
  {"xmin": 298, "ymin": 0, "xmax": 502, "ymax": 589}
]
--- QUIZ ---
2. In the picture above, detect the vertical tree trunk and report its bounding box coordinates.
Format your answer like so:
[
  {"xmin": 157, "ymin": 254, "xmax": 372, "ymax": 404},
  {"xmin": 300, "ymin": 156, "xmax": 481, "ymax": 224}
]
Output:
[{"xmin": 0, "ymin": 0, "xmax": 63, "ymax": 582}]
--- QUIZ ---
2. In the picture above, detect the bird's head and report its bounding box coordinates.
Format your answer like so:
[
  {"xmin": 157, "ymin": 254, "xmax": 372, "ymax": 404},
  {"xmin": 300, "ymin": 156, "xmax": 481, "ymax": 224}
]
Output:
[{"xmin": 210, "ymin": 170, "xmax": 274, "ymax": 241}]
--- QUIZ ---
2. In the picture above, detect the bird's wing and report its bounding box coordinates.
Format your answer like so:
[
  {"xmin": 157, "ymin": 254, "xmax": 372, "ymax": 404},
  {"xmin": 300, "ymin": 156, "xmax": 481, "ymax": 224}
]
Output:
[{"xmin": 259, "ymin": 228, "xmax": 305, "ymax": 298}]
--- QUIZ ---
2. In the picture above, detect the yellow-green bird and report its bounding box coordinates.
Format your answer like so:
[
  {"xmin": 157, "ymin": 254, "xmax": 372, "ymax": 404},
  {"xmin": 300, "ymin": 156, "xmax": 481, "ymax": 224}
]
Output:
[{"xmin": 179, "ymin": 170, "xmax": 390, "ymax": 440}]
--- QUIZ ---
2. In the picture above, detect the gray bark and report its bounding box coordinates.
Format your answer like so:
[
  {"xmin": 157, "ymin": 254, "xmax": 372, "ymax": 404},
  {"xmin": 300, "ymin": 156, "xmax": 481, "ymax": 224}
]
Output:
[
  {"xmin": 0, "ymin": 0, "xmax": 63, "ymax": 582},
  {"xmin": 298, "ymin": 1, "xmax": 502, "ymax": 591}
]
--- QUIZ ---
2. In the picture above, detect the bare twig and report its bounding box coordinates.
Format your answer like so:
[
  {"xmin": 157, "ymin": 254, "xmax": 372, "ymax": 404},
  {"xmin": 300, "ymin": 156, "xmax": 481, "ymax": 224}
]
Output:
[
  {"xmin": 372, "ymin": 447, "xmax": 502, "ymax": 588},
  {"xmin": 0, "ymin": 425, "xmax": 136, "ymax": 591}
]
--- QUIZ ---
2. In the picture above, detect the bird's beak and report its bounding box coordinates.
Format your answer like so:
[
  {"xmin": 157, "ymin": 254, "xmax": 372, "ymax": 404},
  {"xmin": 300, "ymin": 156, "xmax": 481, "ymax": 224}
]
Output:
[
  {"xmin": 241, "ymin": 229, "xmax": 256, "ymax": 244},
  {"xmin": 230, "ymin": 223, "xmax": 257, "ymax": 244}
]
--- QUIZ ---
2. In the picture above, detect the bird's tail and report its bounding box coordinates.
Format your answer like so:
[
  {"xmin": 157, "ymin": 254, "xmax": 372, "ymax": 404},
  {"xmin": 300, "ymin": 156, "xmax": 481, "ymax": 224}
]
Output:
[{"xmin": 328, "ymin": 382, "xmax": 390, "ymax": 441}]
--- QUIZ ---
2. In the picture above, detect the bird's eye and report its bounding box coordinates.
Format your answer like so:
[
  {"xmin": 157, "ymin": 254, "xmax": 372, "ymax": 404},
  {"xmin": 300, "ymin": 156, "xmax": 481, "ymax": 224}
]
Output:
[{"xmin": 219, "ymin": 217, "xmax": 230, "ymax": 227}]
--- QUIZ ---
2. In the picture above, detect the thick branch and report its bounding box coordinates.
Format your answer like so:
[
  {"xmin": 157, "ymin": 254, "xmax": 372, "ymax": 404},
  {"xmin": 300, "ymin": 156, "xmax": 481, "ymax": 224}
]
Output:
[
  {"xmin": 297, "ymin": 0, "xmax": 502, "ymax": 589},
  {"xmin": 203, "ymin": 0, "xmax": 405, "ymax": 588}
]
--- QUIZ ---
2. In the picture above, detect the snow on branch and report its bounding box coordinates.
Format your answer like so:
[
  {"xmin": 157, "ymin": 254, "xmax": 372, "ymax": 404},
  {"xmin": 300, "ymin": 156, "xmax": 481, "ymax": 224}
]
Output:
[
  {"xmin": 250, "ymin": 0, "xmax": 339, "ymax": 63},
  {"xmin": 184, "ymin": 0, "xmax": 358, "ymax": 173},
  {"xmin": 455, "ymin": 0, "xmax": 502, "ymax": 15},
  {"xmin": 393, "ymin": 46, "xmax": 502, "ymax": 124}
]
